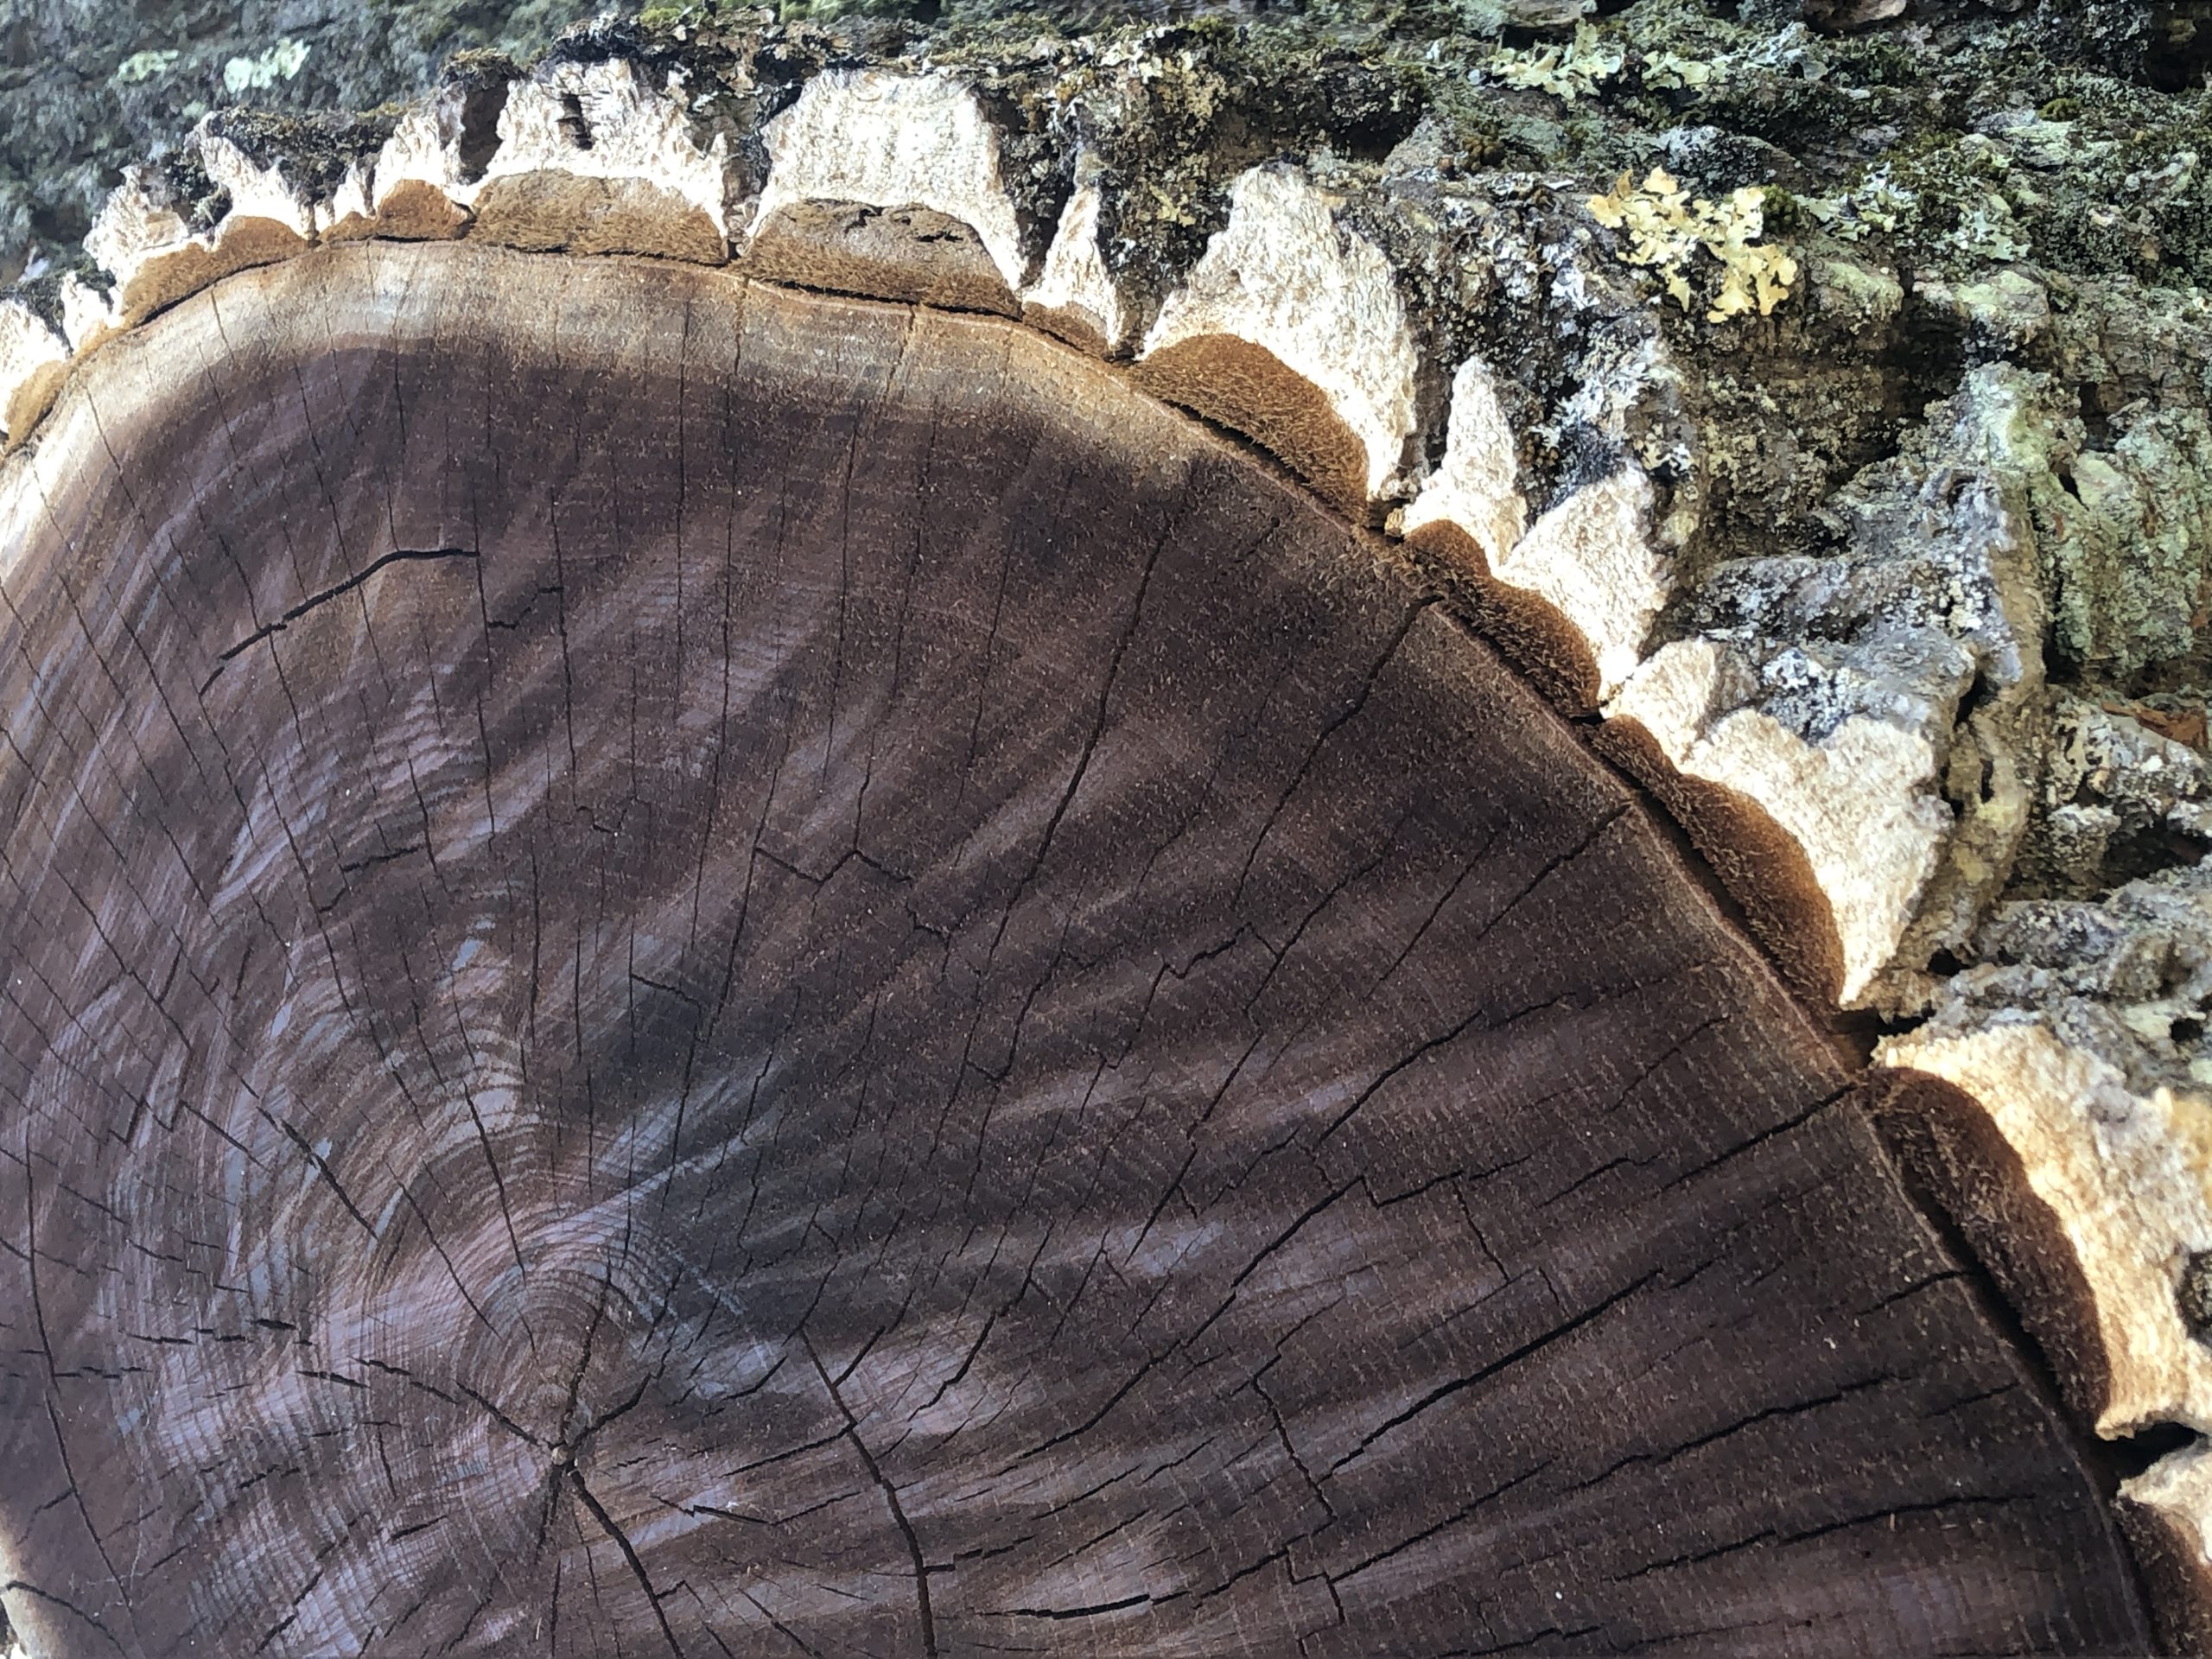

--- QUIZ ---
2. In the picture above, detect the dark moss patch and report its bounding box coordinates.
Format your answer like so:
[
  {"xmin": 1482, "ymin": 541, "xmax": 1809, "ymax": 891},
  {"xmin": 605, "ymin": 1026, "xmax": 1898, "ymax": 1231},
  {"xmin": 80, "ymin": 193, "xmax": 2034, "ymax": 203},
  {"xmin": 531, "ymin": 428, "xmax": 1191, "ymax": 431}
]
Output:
[{"xmin": 204, "ymin": 109, "xmax": 402, "ymax": 195}]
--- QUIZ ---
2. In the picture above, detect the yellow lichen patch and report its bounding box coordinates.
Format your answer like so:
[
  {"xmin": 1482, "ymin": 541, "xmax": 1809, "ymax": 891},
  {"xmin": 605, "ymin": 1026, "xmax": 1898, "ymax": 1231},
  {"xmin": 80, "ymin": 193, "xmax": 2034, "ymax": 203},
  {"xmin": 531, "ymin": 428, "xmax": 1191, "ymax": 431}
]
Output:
[
  {"xmin": 1640, "ymin": 51, "xmax": 1713, "ymax": 91},
  {"xmin": 1586, "ymin": 168, "xmax": 1798, "ymax": 321},
  {"xmin": 1484, "ymin": 23, "xmax": 1624, "ymax": 103}
]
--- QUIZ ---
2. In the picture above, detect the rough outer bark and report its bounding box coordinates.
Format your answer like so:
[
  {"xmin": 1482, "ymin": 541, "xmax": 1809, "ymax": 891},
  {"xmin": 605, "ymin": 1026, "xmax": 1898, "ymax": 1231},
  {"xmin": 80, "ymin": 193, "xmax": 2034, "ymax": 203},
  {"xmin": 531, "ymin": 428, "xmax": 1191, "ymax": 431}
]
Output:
[
  {"xmin": 0, "ymin": 0, "xmax": 611, "ymax": 286},
  {"xmin": 0, "ymin": 239, "xmax": 2154, "ymax": 1656}
]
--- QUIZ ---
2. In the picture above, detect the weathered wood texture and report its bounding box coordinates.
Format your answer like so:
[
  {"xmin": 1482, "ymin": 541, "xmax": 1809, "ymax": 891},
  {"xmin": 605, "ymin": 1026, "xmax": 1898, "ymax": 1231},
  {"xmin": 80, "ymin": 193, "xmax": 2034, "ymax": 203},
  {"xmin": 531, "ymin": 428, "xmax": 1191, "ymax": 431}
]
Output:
[{"xmin": 0, "ymin": 242, "xmax": 2152, "ymax": 1656}]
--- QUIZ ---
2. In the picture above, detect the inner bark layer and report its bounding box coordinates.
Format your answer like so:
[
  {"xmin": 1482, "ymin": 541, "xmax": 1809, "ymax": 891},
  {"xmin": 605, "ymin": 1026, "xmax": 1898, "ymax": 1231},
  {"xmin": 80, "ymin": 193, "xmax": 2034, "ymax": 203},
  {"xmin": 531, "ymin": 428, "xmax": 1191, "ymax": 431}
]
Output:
[{"xmin": 0, "ymin": 242, "xmax": 2151, "ymax": 1656}]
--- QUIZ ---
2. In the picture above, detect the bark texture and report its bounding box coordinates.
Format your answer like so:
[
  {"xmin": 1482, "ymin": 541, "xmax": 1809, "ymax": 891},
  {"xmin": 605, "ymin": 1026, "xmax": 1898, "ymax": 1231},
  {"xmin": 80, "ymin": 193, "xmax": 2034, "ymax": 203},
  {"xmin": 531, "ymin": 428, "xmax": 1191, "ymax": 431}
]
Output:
[
  {"xmin": 0, "ymin": 0, "xmax": 608, "ymax": 287},
  {"xmin": 0, "ymin": 239, "xmax": 2155, "ymax": 1656}
]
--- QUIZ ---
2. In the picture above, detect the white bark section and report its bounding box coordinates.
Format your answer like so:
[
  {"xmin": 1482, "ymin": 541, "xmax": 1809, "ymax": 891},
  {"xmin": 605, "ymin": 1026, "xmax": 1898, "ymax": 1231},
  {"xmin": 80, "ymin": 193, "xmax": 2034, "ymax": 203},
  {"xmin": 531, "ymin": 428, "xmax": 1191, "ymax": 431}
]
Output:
[
  {"xmin": 1881, "ymin": 1022, "xmax": 2212, "ymax": 1438},
  {"xmin": 1611, "ymin": 639, "xmax": 1951, "ymax": 1004},
  {"xmin": 751, "ymin": 70, "xmax": 1028, "ymax": 292},
  {"xmin": 1407, "ymin": 359, "xmax": 1669, "ymax": 697},
  {"xmin": 199, "ymin": 134, "xmax": 323, "ymax": 242},
  {"xmin": 329, "ymin": 104, "xmax": 475, "ymax": 227},
  {"xmin": 79, "ymin": 169, "xmax": 198, "ymax": 319},
  {"xmin": 480, "ymin": 59, "xmax": 734, "ymax": 238},
  {"xmin": 59, "ymin": 275, "xmax": 121, "ymax": 353},
  {"xmin": 1022, "ymin": 180, "xmax": 1128, "ymax": 352},
  {"xmin": 1402, "ymin": 357, "xmax": 1527, "ymax": 562},
  {"xmin": 1140, "ymin": 165, "xmax": 1419, "ymax": 501},
  {"xmin": 2125, "ymin": 1440, "xmax": 2212, "ymax": 1580},
  {"xmin": 74, "ymin": 123, "xmax": 334, "ymax": 334},
  {"xmin": 84, "ymin": 173, "xmax": 294, "ymax": 328},
  {"xmin": 0, "ymin": 301, "xmax": 67, "ymax": 443},
  {"xmin": 1506, "ymin": 467, "xmax": 1662, "ymax": 700}
]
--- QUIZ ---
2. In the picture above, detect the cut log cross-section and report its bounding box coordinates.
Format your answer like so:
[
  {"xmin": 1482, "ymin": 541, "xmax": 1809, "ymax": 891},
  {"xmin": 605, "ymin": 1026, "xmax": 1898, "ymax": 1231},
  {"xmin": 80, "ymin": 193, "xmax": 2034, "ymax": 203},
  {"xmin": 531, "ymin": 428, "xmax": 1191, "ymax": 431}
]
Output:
[{"xmin": 0, "ymin": 238, "xmax": 2157, "ymax": 1656}]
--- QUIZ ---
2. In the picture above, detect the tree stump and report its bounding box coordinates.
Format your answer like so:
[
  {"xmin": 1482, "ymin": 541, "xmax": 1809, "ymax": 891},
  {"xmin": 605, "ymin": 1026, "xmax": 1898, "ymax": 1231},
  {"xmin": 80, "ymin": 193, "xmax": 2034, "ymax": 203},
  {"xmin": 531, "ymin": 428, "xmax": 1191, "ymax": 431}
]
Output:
[
  {"xmin": 8, "ymin": 6, "xmax": 2212, "ymax": 1654},
  {"xmin": 0, "ymin": 240, "xmax": 2153, "ymax": 1656}
]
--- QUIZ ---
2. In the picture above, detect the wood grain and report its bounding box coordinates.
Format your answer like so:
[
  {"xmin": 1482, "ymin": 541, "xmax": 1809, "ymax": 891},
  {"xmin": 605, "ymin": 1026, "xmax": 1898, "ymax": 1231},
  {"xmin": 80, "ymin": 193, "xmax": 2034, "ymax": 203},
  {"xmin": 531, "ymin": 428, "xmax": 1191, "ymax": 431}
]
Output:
[{"xmin": 0, "ymin": 241, "xmax": 2152, "ymax": 1656}]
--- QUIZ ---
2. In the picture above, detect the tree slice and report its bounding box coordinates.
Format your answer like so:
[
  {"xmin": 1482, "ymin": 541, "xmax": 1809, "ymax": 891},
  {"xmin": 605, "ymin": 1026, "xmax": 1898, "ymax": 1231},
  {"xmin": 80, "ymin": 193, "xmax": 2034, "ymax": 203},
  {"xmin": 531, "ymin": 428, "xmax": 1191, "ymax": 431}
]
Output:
[{"xmin": 0, "ymin": 238, "xmax": 2151, "ymax": 1655}]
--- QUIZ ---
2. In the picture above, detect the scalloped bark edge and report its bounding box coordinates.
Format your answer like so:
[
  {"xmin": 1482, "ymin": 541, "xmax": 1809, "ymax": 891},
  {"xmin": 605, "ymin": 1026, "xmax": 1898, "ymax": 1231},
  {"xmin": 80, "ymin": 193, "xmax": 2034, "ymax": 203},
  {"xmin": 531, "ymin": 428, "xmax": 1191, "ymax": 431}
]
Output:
[
  {"xmin": 1868, "ymin": 1057, "xmax": 2212, "ymax": 1647},
  {"xmin": 3, "ymin": 33, "xmax": 2207, "ymax": 1634},
  {"xmin": 0, "ymin": 48, "xmax": 1919, "ymax": 1007}
]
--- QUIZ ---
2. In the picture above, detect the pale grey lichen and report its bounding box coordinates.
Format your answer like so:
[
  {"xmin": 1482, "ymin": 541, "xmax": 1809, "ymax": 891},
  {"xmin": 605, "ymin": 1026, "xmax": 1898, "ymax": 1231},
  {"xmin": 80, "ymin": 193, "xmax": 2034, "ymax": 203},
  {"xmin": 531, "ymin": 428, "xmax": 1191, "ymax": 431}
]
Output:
[
  {"xmin": 221, "ymin": 39, "xmax": 310, "ymax": 98},
  {"xmin": 113, "ymin": 49, "xmax": 184, "ymax": 86},
  {"xmin": 2020, "ymin": 696, "xmax": 2212, "ymax": 902},
  {"xmin": 1926, "ymin": 861, "xmax": 2212, "ymax": 1097}
]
